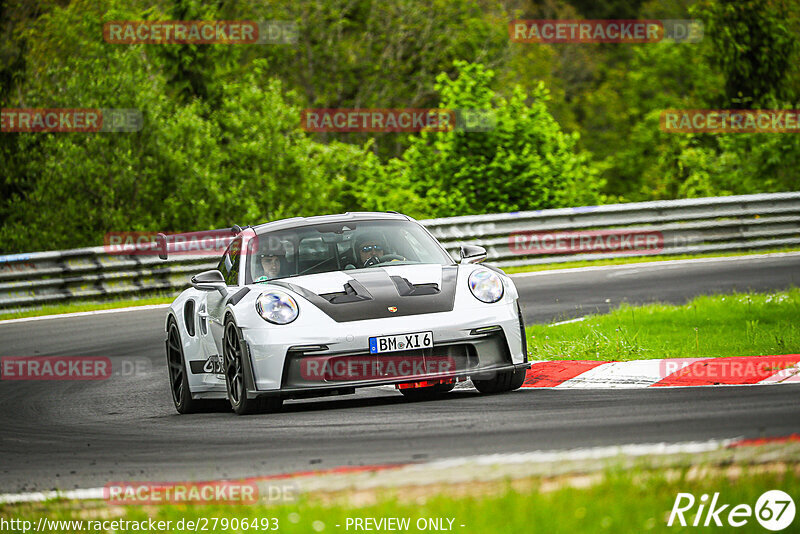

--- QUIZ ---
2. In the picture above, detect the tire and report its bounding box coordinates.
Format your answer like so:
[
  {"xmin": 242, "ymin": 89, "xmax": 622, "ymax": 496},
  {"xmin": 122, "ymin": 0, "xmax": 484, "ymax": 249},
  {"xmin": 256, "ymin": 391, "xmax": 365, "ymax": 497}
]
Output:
[
  {"xmin": 398, "ymin": 381, "xmax": 455, "ymax": 400},
  {"xmin": 223, "ymin": 316, "xmax": 283, "ymax": 415},
  {"xmin": 166, "ymin": 318, "xmax": 228, "ymax": 414},
  {"xmin": 472, "ymin": 367, "xmax": 527, "ymax": 394}
]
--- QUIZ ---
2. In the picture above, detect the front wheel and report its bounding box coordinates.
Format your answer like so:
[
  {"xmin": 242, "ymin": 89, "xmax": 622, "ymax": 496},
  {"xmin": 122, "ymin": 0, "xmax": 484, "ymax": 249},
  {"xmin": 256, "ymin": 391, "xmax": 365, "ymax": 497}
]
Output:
[
  {"xmin": 223, "ymin": 317, "xmax": 282, "ymax": 415},
  {"xmin": 472, "ymin": 367, "xmax": 527, "ymax": 394},
  {"xmin": 166, "ymin": 318, "xmax": 227, "ymax": 414}
]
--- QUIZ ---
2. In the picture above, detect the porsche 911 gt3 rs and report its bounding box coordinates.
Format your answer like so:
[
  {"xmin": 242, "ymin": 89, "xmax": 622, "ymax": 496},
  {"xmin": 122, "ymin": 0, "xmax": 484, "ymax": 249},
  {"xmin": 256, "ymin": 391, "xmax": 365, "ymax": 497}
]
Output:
[{"xmin": 164, "ymin": 212, "xmax": 529, "ymax": 414}]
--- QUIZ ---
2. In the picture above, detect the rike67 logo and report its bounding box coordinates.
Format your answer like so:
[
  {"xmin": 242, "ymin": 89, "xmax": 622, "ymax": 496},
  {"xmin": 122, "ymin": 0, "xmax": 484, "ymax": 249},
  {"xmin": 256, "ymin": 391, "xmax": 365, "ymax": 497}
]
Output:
[{"xmin": 668, "ymin": 490, "xmax": 795, "ymax": 530}]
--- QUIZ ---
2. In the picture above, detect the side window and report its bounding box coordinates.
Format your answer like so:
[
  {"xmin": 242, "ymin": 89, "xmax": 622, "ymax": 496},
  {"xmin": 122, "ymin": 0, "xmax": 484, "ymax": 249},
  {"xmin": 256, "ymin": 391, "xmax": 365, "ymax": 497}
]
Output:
[{"xmin": 217, "ymin": 238, "xmax": 242, "ymax": 286}]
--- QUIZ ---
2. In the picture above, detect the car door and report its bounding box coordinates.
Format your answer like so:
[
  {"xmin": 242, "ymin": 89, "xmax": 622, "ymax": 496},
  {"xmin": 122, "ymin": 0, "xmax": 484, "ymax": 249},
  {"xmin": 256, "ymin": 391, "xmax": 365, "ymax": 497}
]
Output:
[{"xmin": 207, "ymin": 237, "xmax": 242, "ymax": 355}]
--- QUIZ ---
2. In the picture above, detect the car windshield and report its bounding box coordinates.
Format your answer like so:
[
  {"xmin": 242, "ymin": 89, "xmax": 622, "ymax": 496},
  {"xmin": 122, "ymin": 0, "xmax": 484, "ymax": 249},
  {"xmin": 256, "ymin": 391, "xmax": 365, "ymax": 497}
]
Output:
[{"xmin": 246, "ymin": 219, "xmax": 455, "ymax": 284}]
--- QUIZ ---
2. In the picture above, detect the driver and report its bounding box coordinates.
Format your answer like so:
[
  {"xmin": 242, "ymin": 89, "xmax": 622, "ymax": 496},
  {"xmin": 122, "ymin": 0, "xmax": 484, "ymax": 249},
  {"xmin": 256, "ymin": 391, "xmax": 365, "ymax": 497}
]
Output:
[
  {"xmin": 355, "ymin": 233, "xmax": 385, "ymax": 267},
  {"xmin": 254, "ymin": 238, "xmax": 286, "ymax": 280}
]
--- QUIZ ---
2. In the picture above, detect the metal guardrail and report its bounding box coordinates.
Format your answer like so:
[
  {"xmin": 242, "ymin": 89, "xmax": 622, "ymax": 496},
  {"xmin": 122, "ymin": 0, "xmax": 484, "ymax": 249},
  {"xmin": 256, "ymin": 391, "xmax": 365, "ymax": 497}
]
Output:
[
  {"xmin": 427, "ymin": 192, "xmax": 800, "ymax": 267},
  {"xmin": 1, "ymin": 192, "xmax": 799, "ymax": 309}
]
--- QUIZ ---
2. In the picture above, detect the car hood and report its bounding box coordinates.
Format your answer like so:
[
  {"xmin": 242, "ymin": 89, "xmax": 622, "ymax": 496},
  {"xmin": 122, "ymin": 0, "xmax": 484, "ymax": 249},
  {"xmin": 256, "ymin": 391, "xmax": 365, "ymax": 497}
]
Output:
[{"xmin": 261, "ymin": 264, "xmax": 459, "ymax": 322}]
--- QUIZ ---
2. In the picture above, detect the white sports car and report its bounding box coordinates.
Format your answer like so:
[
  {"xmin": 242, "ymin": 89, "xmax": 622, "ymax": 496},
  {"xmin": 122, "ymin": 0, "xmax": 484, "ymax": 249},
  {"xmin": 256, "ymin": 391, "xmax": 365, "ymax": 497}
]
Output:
[{"xmin": 164, "ymin": 212, "xmax": 529, "ymax": 415}]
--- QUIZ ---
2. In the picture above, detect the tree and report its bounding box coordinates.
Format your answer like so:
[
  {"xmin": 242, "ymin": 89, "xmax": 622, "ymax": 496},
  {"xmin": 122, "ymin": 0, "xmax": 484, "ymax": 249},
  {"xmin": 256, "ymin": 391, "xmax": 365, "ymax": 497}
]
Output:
[
  {"xmin": 0, "ymin": 0, "xmax": 376, "ymax": 252},
  {"xmin": 349, "ymin": 61, "xmax": 604, "ymax": 218},
  {"xmin": 696, "ymin": 0, "xmax": 799, "ymax": 108}
]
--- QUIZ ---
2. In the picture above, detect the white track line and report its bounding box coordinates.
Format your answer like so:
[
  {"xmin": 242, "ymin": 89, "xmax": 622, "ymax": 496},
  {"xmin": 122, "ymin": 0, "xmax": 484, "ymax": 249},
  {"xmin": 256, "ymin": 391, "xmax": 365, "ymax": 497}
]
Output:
[
  {"xmin": 548, "ymin": 316, "xmax": 586, "ymax": 327},
  {"xmin": 413, "ymin": 439, "xmax": 733, "ymax": 470},
  {"xmin": 0, "ymin": 304, "xmax": 170, "ymax": 325},
  {"xmin": 510, "ymin": 251, "xmax": 800, "ymax": 278},
  {"xmin": 0, "ymin": 487, "xmax": 104, "ymax": 504}
]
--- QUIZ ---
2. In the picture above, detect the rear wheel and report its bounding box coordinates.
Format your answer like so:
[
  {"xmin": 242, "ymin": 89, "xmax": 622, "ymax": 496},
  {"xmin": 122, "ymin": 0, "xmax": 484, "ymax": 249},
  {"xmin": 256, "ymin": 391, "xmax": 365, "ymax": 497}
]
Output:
[
  {"xmin": 472, "ymin": 367, "xmax": 527, "ymax": 394},
  {"xmin": 166, "ymin": 318, "xmax": 227, "ymax": 414},
  {"xmin": 223, "ymin": 316, "xmax": 282, "ymax": 415}
]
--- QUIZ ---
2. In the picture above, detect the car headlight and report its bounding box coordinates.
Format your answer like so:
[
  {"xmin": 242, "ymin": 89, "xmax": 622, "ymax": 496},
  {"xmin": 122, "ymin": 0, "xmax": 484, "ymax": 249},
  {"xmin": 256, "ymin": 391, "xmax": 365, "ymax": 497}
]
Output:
[
  {"xmin": 468, "ymin": 269, "xmax": 504, "ymax": 303},
  {"xmin": 256, "ymin": 291, "xmax": 299, "ymax": 324}
]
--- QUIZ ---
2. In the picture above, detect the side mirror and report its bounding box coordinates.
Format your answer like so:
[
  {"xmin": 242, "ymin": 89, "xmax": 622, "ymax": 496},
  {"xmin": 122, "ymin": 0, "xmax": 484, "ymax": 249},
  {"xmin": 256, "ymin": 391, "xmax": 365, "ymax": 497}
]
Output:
[
  {"xmin": 191, "ymin": 269, "xmax": 227, "ymax": 295},
  {"xmin": 459, "ymin": 245, "xmax": 487, "ymax": 264}
]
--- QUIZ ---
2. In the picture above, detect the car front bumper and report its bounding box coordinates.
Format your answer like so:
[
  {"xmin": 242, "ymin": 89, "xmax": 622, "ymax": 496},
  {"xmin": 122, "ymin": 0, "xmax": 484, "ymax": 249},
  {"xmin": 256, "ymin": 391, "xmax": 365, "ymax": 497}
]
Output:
[{"xmin": 240, "ymin": 299, "xmax": 527, "ymax": 398}]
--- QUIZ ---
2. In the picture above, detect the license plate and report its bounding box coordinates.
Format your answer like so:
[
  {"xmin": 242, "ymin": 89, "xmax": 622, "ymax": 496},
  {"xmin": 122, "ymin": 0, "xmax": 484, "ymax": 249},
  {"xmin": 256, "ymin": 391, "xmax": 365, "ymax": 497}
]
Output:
[{"xmin": 369, "ymin": 331, "xmax": 433, "ymax": 354}]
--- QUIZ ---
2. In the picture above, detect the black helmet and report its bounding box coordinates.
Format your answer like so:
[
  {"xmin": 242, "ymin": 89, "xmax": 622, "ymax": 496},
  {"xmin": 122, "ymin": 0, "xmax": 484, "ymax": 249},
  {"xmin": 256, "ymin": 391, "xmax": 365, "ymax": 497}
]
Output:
[{"xmin": 257, "ymin": 235, "xmax": 286, "ymax": 257}]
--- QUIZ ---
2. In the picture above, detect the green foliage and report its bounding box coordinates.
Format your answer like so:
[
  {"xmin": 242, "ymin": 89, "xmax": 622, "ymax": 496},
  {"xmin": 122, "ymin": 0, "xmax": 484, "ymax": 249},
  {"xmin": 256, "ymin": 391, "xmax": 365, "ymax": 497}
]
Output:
[
  {"xmin": 0, "ymin": 0, "xmax": 374, "ymax": 251},
  {"xmin": 581, "ymin": 40, "xmax": 723, "ymax": 199},
  {"xmin": 695, "ymin": 0, "xmax": 799, "ymax": 107},
  {"xmin": 241, "ymin": 0, "xmax": 511, "ymax": 160},
  {"xmin": 350, "ymin": 61, "xmax": 604, "ymax": 218},
  {"xmin": 1, "ymin": 0, "xmax": 800, "ymax": 252},
  {"xmin": 582, "ymin": 22, "xmax": 800, "ymax": 201}
]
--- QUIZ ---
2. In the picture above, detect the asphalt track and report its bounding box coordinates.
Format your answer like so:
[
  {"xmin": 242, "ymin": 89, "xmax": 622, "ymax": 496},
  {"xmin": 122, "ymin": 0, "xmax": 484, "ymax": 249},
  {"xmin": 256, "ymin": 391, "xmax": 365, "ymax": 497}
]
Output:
[{"xmin": 1, "ymin": 254, "xmax": 799, "ymax": 493}]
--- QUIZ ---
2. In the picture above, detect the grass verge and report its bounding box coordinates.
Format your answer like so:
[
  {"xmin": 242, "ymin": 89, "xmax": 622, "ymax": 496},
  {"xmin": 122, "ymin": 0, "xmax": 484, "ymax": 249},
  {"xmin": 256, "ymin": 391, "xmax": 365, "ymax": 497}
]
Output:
[
  {"xmin": 0, "ymin": 295, "xmax": 173, "ymax": 322},
  {"xmin": 527, "ymin": 288, "xmax": 800, "ymax": 361},
  {"xmin": 1, "ymin": 463, "xmax": 796, "ymax": 533}
]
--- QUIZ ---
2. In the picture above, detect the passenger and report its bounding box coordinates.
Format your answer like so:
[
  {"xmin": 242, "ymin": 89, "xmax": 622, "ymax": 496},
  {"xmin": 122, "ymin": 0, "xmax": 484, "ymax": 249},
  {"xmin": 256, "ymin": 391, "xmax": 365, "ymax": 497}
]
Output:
[{"xmin": 254, "ymin": 240, "xmax": 286, "ymax": 280}]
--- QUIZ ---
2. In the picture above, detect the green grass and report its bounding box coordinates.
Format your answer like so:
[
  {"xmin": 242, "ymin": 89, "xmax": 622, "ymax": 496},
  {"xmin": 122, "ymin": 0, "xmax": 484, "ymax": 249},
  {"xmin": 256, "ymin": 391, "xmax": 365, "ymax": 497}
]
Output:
[
  {"xmin": 1, "ymin": 465, "xmax": 796, "ymax": 533},
  {"xmin": 0, "ymin": 295, "xmax": 173, "ymax": 321},
  {"xmin": 503, "ymin": 246, "xmax": 800, "ymax": 274},
  {"xmin": 527, "ymin": 288, "xmax": 800, "ymax": 361}
]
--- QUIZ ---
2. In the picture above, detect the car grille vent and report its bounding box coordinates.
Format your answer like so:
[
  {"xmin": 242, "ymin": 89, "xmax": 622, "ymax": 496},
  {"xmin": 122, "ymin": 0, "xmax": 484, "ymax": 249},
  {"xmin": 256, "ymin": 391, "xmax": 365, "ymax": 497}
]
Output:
[
  {"xmin": 390, "ymin": 276, "xmax": 440, "ymax": 296},
  {"xmin": 319, "ymin": 280, "xmax": 373, "ymax": 304}
]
